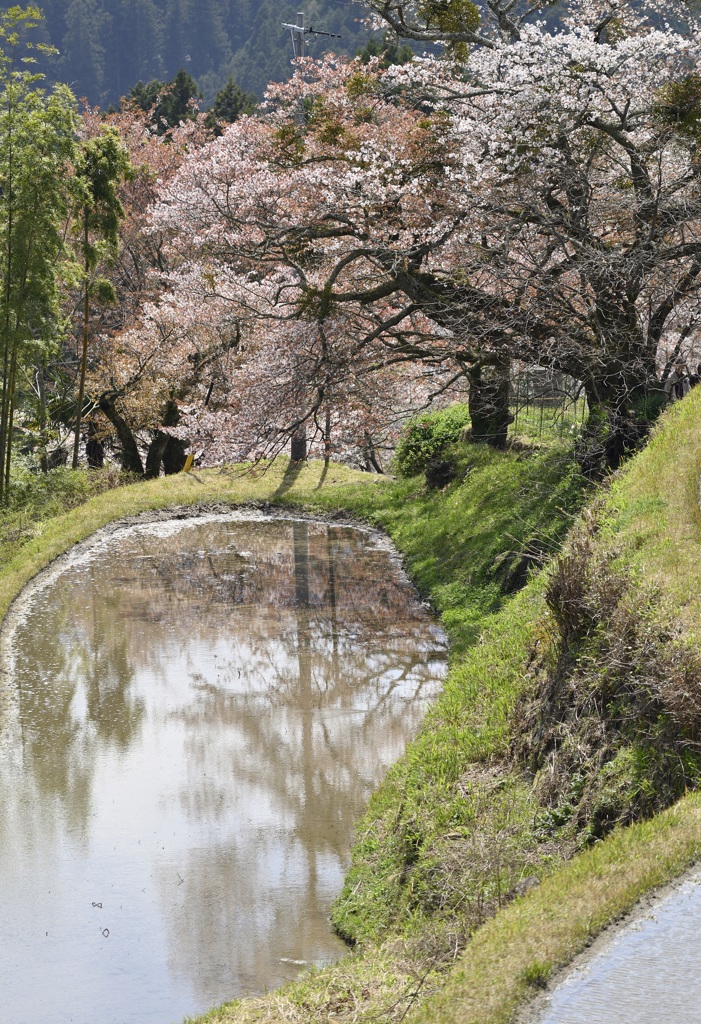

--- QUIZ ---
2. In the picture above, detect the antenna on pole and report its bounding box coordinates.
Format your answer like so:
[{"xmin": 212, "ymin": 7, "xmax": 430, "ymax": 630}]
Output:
[
  {"xmin": 282, "ymin": 11, "xmax": 342, "ymax": 59},
  {"xmin": 282, "ymin": 11, "xmax": 306, "ymax": 59}
]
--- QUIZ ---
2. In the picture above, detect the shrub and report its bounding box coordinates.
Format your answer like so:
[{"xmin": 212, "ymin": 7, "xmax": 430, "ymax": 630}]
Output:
[{"xmin": 394, "ymin": 404, "xmax": 471, "ymax": 478}]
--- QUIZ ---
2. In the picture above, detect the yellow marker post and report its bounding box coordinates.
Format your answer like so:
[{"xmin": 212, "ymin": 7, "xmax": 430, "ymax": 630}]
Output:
[{"xmin": 182, "ymin": 453, "xmax": 195, "ymax": 473}]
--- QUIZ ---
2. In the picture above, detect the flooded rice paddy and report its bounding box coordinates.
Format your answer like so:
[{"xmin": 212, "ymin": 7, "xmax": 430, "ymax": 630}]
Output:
[
  {"xmin": 528, "ymin": 870, "xmax": 701, "ymax": 1024},
  {"xmin": 0, "ymin": 513, "xmax": 447, "ymax": 1024}
]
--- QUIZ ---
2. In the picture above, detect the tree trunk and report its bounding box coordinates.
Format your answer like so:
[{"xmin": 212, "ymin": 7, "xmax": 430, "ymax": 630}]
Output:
[
  {"xmin": 98, "ymin": 395, "xmax": 144, "ymax": 474},
  {"xmin": 0, "ymin": 331, "xmax": 10, "ymax": 501},
  {"xmin": 36, "ymin": 360, "xmax": 49, "ymax": 473},
  {"xmin": 145, "ymin": 398, "xmax": 187, "ymax": 477},
  {"xmin": 3, "ymin": 337, "xmax": 18, "ymax": 490},
  {"xmin": 578, "ymin": 373, "xmax": 652, "ymax": 478},
  {"xmin": 468, "ymin": 358, "xmax": 513, "ymax": 448},
  {"xmin": 162, "ymin": 436, "xmax": 188, "ymax": 474},
  {"xmin": 324, "ymin": 407, "xmax": 331, "ymax": 467},
  {"xmin": 291, "ymin": 425, "xmax": 307, "ymax": 461},
  {"xmin": 362, "ymin": 431, "xmax": 383, "ymax": 473},
  {"xmin": 72, "ymin": 216, "xmax": 90, "ymax": 470},
  {"xmin": 144, "ymin": 431, "xmax": 170, "ymax": 479}
]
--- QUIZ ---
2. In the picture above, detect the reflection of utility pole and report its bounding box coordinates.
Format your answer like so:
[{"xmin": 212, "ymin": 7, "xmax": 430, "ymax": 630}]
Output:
[
  {"xmin": 282, "ymin": 11, "xmax": 342, "ymax": 60},
  {"xmin": 292, "ymin": 520, "xmax": 318, "ymax": 898}
]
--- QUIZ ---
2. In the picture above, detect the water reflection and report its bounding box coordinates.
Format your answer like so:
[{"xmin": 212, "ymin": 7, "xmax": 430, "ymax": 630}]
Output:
[
  {"xmin": 0, "ymin": 515, "xmax": 446, "ymax": 1024},
  {"xmin": 531, "ymin": 872, "xmax": 701, "ymax": 1024}
]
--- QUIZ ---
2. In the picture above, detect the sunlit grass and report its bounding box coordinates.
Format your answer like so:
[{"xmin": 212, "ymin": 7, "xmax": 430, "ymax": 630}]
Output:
[
  {"xmin": 412, "ymin": 792, "xmax": 701, "ymax": 1024},
  {"xmin": 5, "ymin": 392, "xmax": 701, "ymax": 1024},
  {"xmin": 510, "ymin": 397, "xmax": 587, "ymax": 445}
]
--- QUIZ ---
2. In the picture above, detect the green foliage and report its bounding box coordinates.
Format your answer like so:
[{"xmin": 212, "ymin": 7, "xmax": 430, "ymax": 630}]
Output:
[
  {"xmin": 128, "ymin": 69, "xmax": 201, "ymax": 133},
  {"xmin": 393, "ymin": 403, "xmax": 471, "ymax": 477},
  {"xmin": 329, "ymin": 392, "xmax": 701, "ymax": 950},
  {"xmin": 58, "ymin": 0, "xmax": 112, "ymax": 101},
  {"xmin": 315, "ymin": 438, "xmax": 587, "ymax": 653},
  {"xmin": 35, "ymin": 0, "xmax": 373, "ymax": 106},
  {"xmin": 417, "ymin": 0, "xmax": 480, "ymax": 34},
  {"xmin": 205, "ymin": 76, "xmax": 257, "ymax": 134},
  {"xmin": 75, "ymin": 127, "xmax": 131, "ymax": 254},
  {"xmin": 417, "ymin": 0, "xmax": 480, "ymax": 58},
  {"xmin": 655, "ymin": 73, "xmax": 701, "ymax": 141},
  {"xmin": 356, "ymin": 32, "xmax": 414, "ymax": 68},
  {"xmin": 0, "ymin": 8, "xmax": 79, "ymax": 500},
  {"xmin": 521, "ymin": 960, "xmax": 552, "ymax": 989},
  {"xmin": 70, "ymin": 125, "xmax": 131, "ymax": 470},
  {"xmin": 0, "ymin": 464, "xmax": 127, "ymax": 565}
]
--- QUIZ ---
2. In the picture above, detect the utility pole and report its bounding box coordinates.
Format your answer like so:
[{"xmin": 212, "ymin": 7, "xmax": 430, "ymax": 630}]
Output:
[
  {"xmin": 279, "ymin": 10, "xmax": 341, "ymax": 463},
  {"xmin": 282, "ymin": 11, "xmax": 306, "ymax": 58},
  {"xmin": 281, "ymin": 11, "xmax": 342, "ymax": 59}
]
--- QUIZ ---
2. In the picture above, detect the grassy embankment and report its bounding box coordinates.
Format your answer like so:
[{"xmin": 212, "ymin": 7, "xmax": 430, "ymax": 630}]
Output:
[
  {"xmin": 0, "ymin": 423, "xmax": 583, "ymax": 1014},
  {"xmin": 3, "ymin": 392, "xmax": 701, "ymax": 1023},
  {"xmin": 188, "ymin": 391, "xmax": 701, "ymax": 1024}
]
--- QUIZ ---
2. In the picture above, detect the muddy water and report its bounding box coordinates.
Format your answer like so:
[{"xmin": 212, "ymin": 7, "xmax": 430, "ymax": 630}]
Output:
[
  {"xmin": 0, "ymin": 514, "xmax": 447, "ymax": 1024},
  {"xmin": 529, "ymin": 871, "xmax": 701, "ymax": 1024}
]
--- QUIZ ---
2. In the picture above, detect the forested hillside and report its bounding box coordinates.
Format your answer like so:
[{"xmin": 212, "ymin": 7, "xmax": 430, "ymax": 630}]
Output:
[{"xmin": 35, "ymin": 0, "xmax": 370, "ymax": 104}]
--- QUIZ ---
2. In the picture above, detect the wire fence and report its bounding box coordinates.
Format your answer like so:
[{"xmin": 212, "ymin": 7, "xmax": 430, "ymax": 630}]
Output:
[{"xmin": 511, "ymin": 367, "xmax": 587, "ymax": 439}]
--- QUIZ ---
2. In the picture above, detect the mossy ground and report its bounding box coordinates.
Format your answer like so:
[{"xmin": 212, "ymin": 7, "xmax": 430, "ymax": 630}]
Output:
[{"xmin": 3, "ymin": 393, "xmax": 701, "ymax": 1024}]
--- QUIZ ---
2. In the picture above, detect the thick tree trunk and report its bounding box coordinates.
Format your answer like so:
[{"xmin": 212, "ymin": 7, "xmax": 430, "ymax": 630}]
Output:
[
  {"xmin": 98, "ymin": 395, "xmax": 144, "ymax": 475},
  {"xmin": 468, "ymin": 359, "xmax": 513, "ymax": 448},
  {"xmin": 162, "ymin": 435, "xmax": 188, "ymax": 475},
  {"xmin": 144, "ymin": 431, "xmax": 170, "ymax": 479},
  {"xmin": 291, "ymin": 426, "xmax": 307, "ymax": 461},
  {"xmin": 362, "ymin": 431, "xmax": 383, "ymax": 473},
  {"xmin": 578, "ymin": 371, "xmax": 656, "ymax": 478},
  {"xmin": 145, "ymin": 399, "xmax": 187, "ymax": 477}
]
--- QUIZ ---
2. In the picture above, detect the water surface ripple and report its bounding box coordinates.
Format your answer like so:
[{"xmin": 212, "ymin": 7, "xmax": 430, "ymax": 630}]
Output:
[
  {"xmin": 0, "ymin": 514, "xmax": 447, "ymax": 1024},
  {"xmin": 532, "ymin": 871, "xmax": 701, "ymax": 1024}
]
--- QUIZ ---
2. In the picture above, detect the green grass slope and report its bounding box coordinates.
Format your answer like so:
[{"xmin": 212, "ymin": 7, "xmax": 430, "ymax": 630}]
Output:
[
  {"xmin": 0, "ymin": 433, "xmax": 585, "ymax": 1024},
  {"xmin": 186, "ymin": 391, "xmax": 701, "ymax": 1024},
  {"xmin": 412, "ymin": 386, "xmax": 701, "ymax": 1024},
  {"xmin": 10, "ymin": 390, "xmax": 701, "ymax": 1024}
]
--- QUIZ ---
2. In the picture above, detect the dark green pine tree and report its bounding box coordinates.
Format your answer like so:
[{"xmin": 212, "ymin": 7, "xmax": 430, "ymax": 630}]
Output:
[
  {"xmin": 162, "ymin": 0, "xmax": 231, "ymax": 83},
  {"xmin": 128, "ymin": 69, "xmax": 202, "ymax": 133},
  {"xmin": 36, "ymin": 0, "xmax": 376, "ymax": 108},
  {"xmin": 228, "ymin": 0, "xmax": 298, "ymax": 99},
  {"xmin": 225, "ymin": 0, "xmax": 253, "ymax": 52},
  {"xmin": 356, "ymin": 33, "xmax": 414, "ymax": 67},
  {"xmin": 206, "ymin": 76, "xmax": 256, "ymax": 133},
  {"xmin": 71, "ymin": 128, "xmax": 131, "ymax": 470}
]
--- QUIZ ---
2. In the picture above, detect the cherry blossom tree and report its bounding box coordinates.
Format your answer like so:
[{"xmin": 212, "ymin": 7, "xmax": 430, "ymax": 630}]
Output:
[
  {"xmin": 62, "ymin": 103, "xmax": 220, "ymax": 474},
  {"xmin": 363, "ymin": 0, "xmax": 694, "ymax": 50},
  {"xmin": 132, "ymin": 0, "xmax": 701, "ymax": 471}
]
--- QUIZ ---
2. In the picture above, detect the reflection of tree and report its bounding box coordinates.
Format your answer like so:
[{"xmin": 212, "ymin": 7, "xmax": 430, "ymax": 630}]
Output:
[
  {"xmin": 157, "ymin": 519, "xmax": 447, "ymax": 1006},
  {"xmin": 0, "ymin": 515, "xmax": 447, "ymax": 1016},
  {"xmin": 0, "ymin": 560, "xmax": 146, "ymax": 851},
  {"xmin": 79, "ymin": 590, "xmax": 146, "ymax": 750}
]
